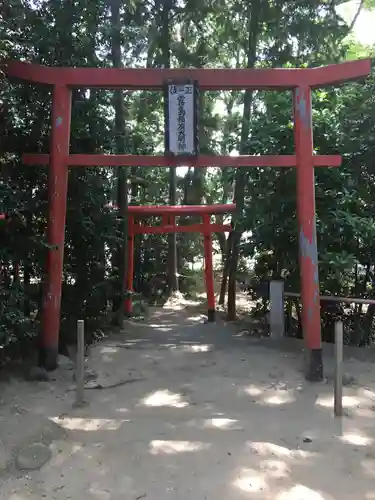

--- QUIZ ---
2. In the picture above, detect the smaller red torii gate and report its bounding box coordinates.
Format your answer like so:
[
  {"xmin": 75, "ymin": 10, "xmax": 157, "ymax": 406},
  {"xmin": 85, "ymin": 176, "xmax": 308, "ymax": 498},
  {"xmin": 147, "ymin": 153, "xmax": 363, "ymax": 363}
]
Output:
[{"xmin": 124, "ymin": 203, "xmax": 235, "ymax": 321}]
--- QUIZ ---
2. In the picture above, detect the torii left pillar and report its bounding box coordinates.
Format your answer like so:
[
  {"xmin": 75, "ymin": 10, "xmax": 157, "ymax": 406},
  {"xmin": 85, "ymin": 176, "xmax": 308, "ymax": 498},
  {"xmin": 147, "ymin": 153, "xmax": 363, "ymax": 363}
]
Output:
[{"xmin": 39, "ymin": 85, "xmax": 71, "ymax": 370}]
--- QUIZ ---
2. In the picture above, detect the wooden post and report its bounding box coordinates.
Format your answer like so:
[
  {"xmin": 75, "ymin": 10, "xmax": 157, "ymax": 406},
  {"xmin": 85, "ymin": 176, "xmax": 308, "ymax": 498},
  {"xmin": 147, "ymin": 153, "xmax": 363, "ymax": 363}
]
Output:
[
  {"xmin": 334, "ymin": 320, "xmax": 343, "ymax": 417},
  {"xmin": 203, "ymin": 215, "xmax": 215, "ymax": 322},
  {"xmin": 40, "ymin": 85, "xmax": 71, "ymax": 370},
  {"xmin": 269, "ymin": 280, "xmax": 285, "ymax": 338},
  {"xmin": 124, "ymin": 215, "xmax": 134, "ymax": 316},
  {"xmin": 74, "ymin": 319, "xmax": 85, "ymax": 407}
]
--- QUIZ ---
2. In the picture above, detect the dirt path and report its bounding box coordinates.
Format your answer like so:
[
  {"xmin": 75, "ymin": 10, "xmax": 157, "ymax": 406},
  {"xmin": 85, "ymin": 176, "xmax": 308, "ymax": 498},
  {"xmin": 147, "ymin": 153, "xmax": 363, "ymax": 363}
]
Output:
[{"xmin": 1, "ymin": 301, "xmax": 375, "ymax": 499}]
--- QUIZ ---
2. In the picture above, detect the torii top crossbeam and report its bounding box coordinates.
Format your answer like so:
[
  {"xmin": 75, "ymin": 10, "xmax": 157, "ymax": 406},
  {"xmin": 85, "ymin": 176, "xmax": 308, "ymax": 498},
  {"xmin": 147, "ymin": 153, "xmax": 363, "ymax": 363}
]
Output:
[
  {"xmin": 6, "ymin": 59, "xmax": 370, "ymax": 170},
  {"xmin": 5, "ymin": 59, "xmax": 371, "ymax": 89}
]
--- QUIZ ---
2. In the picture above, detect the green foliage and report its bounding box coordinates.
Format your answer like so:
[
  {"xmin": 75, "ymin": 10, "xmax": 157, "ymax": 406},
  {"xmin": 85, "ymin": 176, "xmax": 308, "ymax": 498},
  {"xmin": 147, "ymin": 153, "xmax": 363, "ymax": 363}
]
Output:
[{"xmin": 0, "ymin": 283, "xmax": 36, "ymax": 349}]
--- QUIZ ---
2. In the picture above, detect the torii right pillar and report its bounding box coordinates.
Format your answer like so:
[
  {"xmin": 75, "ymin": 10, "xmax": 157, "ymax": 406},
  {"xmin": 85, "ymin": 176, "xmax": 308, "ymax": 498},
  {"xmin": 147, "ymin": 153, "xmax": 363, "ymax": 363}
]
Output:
[{"xmin": 293, "ymin": 85, "xmax": 322, "ymax": 381}]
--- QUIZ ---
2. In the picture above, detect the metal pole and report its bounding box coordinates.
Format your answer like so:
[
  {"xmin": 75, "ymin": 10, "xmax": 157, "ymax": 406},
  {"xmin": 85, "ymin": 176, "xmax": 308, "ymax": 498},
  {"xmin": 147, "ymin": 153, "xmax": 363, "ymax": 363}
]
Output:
[
  {"xmin": 334, "ymin": 320, "xmax": 343, "ymax": 417},
  {"xmin": 75, "ymin": 320, "xmax": 85, "ymax": 407}
]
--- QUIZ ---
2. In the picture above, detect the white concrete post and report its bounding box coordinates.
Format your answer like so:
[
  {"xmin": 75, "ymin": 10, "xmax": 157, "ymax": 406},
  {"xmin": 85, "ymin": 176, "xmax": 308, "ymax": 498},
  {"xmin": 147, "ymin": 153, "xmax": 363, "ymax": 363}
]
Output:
[
  {"xmin": 334, "ymin": 320, "xmax": 343, "ymax": 417},
  {"xmin": 74, "ymin": 319, "xmax": 85, "ymax": 407},
  {"xmin": 269, "ymin": 280, "xmax": 285, "ymax": 339}
]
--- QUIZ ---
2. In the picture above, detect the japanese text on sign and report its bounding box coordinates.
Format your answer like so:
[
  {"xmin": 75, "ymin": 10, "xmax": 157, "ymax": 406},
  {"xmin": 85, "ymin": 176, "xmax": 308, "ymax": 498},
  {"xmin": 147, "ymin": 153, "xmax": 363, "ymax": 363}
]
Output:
[{"xmin": 166, "ymin": 83, "xmax": 197, "ymax": 156}]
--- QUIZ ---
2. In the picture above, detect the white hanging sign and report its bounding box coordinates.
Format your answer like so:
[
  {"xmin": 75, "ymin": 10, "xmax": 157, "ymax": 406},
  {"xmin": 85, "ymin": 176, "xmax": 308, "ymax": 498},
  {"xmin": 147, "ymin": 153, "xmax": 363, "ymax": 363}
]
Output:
[{"xmin": 165, "ymin": 82, "xmax": 198, "ymax": 156}]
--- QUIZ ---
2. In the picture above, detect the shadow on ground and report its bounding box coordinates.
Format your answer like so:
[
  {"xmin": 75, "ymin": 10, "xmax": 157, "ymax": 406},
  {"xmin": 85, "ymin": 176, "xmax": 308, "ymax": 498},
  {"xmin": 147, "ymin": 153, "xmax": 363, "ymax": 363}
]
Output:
[{"xmin": 1, "ymin": 302, "xmax": 375, "ymax": 499}]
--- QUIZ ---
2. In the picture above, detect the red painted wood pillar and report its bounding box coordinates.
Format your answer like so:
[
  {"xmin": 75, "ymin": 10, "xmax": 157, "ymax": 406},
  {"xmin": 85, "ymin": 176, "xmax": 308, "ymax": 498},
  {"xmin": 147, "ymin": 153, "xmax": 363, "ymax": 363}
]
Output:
[
  {"xmin": 124, "ymin": 215, "xmax": 134, "ymax": 316},
  {"xmin": 40, "ymin": 84, "xmax": 71, "ymax": 370},
  {"xmin": 203, "ymin": 215, "xmax": 215, "ymax": 322},
  {"xmin": 293, "ymin": 85, "xmax": 323, "ymax": 381}
]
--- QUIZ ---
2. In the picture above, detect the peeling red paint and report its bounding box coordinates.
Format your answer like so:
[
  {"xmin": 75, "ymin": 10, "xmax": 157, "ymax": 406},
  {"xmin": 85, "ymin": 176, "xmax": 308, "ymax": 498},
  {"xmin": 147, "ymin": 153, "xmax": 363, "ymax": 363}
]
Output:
[
  {"xmin": 294, "ymin": 86, "xmax": 321, "ymax": 350},
  {"xmin": 295, "ymin": 88, "xmax": 310, "ymax": 129},
  {"xmin": 40, "ymin": 85, "xmax": 71, "ymax": 353}
]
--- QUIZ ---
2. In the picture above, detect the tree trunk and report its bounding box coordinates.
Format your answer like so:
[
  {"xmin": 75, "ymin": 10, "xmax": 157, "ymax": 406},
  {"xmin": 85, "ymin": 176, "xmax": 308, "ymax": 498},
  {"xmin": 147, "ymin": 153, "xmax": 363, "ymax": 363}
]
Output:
[
  {"xmin": 23, "ymin": 211, "xmax": 33, "ymax": 316},
  {"xmin": 130, "ymin": 167, "xmax": 142, "ymax": 290},
  {"xmin": 285, "ymin": 299, "xmax": 293, "ymax": 337},
  {"xmin": 89, "ymin": 11, "xmax": 106, "ymax": 295},
  {"xmin": 294, "ymin": 298, "xmax": 303, "ymax": 339},
  {"xmin": 216, "ymin": 97, "xmax": 235, "ymax": 263},
  {"xmin": 110, "ymin": 0, "xmax": 129, "ymax": 323},
  {"xmin": 217, "ymin": 97, "xmax": 236, "ymax": 295},
  {"xmin": 159, "ymin": 2, "xmax": 178, "ymax": 293},
  {"xmin": 227, "ymin": 2, "xmax": 261, "ymax": 321},
  {"xmin": 219, "ymin": 231, "xmax": 232, "ymax": 305}
]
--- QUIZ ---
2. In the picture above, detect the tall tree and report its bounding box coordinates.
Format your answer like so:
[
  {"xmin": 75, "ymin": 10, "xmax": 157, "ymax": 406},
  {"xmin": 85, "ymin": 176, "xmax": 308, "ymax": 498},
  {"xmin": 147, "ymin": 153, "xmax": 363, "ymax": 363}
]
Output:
[
  {"xmin": 109, "ymin": 0, "xmax": 129, "ymax": 323},
  {"xmin": 227, "ymin": 0, "xmax": 261, "ymax": 320},
  {"xmin": 160, "ymin": 0, "xmax": 179, "ymax": 292}
]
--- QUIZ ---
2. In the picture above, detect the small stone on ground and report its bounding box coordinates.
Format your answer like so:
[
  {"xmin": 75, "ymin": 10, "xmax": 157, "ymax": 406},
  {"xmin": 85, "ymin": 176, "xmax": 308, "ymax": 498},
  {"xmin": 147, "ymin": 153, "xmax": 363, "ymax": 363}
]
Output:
[
  {"xmin": 15, "ymin": 442, "xmax": 52, "ymax": 471},
  {"xmin": 58, "ymin": 355, "xmax": 75, "ymax": 370},
  {"xmin": 73, "ymin": 367, "xmax": 97, "ymax": 382},
  {"xmin": 26, "ymin": 366, "xmax": 49, "ymax": 382}
]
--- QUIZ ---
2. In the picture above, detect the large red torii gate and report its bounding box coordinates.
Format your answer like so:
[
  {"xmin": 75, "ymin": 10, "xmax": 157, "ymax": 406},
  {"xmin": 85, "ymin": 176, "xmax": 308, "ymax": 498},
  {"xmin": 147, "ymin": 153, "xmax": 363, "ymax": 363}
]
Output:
[{"xmin": 5, "ymin": 58, "xmax": 371, "ymax": 381}]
